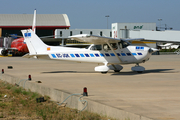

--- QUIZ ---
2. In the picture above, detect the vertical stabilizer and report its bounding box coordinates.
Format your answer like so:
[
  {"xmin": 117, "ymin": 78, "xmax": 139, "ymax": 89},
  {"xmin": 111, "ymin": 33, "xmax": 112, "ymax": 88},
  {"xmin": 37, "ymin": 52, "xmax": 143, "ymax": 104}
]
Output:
[{"xmin": 21, "ymin": 29, "xmax": 48, "ymax": 55}]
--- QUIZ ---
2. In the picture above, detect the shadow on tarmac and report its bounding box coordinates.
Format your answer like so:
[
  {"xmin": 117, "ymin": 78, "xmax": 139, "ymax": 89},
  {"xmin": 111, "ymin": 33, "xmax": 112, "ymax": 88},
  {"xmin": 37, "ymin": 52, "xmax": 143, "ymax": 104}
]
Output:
[
  {"xmin": 42, "ymin": 69, "xmax": 176, "ymax": 75},
  {"xmin": 112, "ymin": 69, "xmax": 175, "ymax": 76},
  {"xmin": 42, "ymin": 71, "xmax": 97, "ymax": 74}
]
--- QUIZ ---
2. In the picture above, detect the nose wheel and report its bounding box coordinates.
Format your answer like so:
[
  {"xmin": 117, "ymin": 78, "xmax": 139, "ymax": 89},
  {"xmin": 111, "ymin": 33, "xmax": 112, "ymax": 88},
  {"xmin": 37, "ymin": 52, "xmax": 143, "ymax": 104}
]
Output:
[
  {"xmin": 101, "ymin": 71, "xmax": 108, "ymax": 74},
  {"xmin": 131, "ymin": 63, "xmax": 145, "ymax": 73}
]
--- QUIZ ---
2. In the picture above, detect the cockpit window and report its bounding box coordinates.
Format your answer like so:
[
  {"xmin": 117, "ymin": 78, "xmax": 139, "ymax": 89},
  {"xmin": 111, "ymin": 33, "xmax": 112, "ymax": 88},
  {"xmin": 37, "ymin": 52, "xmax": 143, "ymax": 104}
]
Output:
[
  {"xmin": 118, "ymin": 41, "xmax": 130, "ymax": 49},
  {"xmin": 103, "ymin": 44, "xmax": 110, "ymax": 52},
  {"xmin": 90, "ymin": 45, "xmax": 102, "ymax": 50},
  {"xmin": 110, "ymin": 43, "xmax": 118, "ymax": 50},
  {"xmin": 103, "ymin": 43, "xmax": 118, "ymax": 52}
]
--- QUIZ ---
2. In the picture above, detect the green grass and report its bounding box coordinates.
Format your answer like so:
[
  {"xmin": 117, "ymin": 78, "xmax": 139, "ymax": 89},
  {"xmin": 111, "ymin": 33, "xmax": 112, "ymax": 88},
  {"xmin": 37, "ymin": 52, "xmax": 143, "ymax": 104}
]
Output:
[
  {"xmin": 0, "ymin": 103, "xmax": 7, "ymax": 108},
  {"xmin": 6, "ymin": 84, "xmax": 12, "ymax": 90}
]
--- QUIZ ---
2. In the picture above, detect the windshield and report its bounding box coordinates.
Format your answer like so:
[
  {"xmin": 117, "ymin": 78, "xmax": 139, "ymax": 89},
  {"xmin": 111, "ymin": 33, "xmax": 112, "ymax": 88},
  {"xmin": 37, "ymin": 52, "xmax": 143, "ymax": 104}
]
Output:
[
  {"xmin": 85, "ymin": 45, "xmax": 90, "ymax": 49},
  {"xmin": 103, "ymin": 43, "xmax": 118, "ymax": 52},
  {"xmin": 118, "ymin": 41, "xmax": 130, "ymax": 49},
  {"xmin": 90, "ymin": 45, "xmax": 102, "ymax": 50}
]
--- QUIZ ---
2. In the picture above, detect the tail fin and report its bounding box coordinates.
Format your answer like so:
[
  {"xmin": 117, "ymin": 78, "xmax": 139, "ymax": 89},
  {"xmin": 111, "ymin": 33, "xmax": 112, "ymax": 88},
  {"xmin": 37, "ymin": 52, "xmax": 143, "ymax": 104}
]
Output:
[
  {"xmin": 21, "ymin": 29, "xmax": 48, "ymax": 55},
  {"xmin": 32, "ymin": 9, "xmax": 36, "ymax": 33}
]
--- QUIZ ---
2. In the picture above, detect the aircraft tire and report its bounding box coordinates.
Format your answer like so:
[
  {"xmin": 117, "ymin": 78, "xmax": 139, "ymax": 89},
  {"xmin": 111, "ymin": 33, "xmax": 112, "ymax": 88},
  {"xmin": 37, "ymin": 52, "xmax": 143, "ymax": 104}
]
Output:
[
  {"xmin": 1, "ymin": 50, "xmax": 8, "ymax": 56},
  {"xmin": 137, "ymin": 71, "xmax": 143, "ymax": 73},
  {"xmin": 101, "ymin": 72, "xmax": 108, "ymax": 74},
  {"xmin": 114, "ymin": 70, "xmax": 120, "ymax": 72}
]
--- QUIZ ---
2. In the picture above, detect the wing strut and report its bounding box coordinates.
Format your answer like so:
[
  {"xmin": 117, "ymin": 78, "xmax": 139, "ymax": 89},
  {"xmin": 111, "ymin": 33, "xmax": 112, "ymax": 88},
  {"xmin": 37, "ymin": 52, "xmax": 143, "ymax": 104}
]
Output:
[{"xmin": 106, "ymin": 41, "xmax": 122, "ymax": 63}]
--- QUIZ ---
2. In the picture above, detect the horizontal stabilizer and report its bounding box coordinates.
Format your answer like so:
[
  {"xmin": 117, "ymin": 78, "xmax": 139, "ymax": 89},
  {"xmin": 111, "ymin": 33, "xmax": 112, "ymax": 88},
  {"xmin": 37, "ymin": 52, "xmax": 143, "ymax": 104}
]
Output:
[{"xmin": 23, "ymin": 53, "xmax": 36, "ymax": 58}]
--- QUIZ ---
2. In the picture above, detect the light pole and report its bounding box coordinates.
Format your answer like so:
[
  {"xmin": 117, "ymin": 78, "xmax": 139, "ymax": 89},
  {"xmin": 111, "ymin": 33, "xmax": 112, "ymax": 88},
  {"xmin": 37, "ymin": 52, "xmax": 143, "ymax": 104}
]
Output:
[
  {"xmin": 105, "ymin": 15, "xmax": 109, "ymax": 29},
  {"xmin": 158, "ymin": 19, "xmax": 162, "ymax": 30}
]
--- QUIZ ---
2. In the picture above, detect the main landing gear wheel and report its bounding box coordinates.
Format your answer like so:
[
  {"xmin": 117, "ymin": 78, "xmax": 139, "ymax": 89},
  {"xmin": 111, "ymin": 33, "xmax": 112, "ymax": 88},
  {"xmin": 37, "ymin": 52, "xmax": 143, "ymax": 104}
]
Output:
[
  {"xmin": 1, "ymin": 50, "xmax": 8, "ymax": 56},
  {"xmin": 131, "ymin": 63, "xmax": 145, "ymax": 73},
  {"xmin": 114, "ymin": 70, "xmax": 120, "ymax": 72},
  {"xmin": 137, "ymin": 71, "xmax": 143, "ymax": 73},
  {"xmin": 108, "ymin": 64, "xmax": 123, "ymax": 73}
]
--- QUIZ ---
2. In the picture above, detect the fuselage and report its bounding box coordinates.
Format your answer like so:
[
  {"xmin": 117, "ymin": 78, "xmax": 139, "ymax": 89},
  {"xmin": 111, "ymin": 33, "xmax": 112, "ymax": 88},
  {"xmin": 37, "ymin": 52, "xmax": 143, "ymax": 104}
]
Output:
[{"xmin": 47, "ymin": 42, "xmax": 152, "ymax": 65}]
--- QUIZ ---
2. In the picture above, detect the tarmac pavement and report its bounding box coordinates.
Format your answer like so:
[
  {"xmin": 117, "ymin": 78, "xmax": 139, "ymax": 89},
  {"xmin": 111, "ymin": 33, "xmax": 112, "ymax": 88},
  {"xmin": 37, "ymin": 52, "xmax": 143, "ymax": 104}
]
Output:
[{"xmin": 0, "ymin": 55, "xmax": 180, "ymax": 120}]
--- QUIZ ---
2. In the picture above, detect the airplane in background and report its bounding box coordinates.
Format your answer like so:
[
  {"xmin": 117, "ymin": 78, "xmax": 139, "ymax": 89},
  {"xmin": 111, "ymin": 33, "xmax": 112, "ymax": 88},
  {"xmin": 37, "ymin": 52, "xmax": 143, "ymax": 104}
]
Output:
[
  {"xmin": 10, "ymin": 37, "xmax": 29, "ymax": 56},
  {"xmin": 21, "ymin": 28, "xmax": 159, "ymax": 73},
  {"xmin": 0, "ymin": 9, "xmax": 36, "ymax": 56},
  {"xmin": 0, "ymin": 35, "xmax": 30, "ymax": 56},
  {"xmin": 158, "ymin": 43, "xmax": 179, "ymax": 49},
  {"xmin": 0, "ymin": 37, "xmax": 13, "ymax": 56}
]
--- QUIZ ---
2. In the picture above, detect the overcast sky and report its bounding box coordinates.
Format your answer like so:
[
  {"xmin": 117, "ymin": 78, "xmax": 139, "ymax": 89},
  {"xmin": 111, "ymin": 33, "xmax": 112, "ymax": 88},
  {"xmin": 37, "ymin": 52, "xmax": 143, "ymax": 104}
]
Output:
[{"xmin": 1, "ymin": 0, "xmax": 180, "ymax": 30}]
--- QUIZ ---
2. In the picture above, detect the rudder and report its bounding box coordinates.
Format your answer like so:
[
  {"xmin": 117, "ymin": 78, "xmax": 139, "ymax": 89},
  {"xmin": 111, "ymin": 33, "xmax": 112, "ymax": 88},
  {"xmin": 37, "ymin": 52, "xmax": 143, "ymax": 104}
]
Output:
[{"xmin": 21, "ymin": 29, "xmax": 48, "ymax": 55}]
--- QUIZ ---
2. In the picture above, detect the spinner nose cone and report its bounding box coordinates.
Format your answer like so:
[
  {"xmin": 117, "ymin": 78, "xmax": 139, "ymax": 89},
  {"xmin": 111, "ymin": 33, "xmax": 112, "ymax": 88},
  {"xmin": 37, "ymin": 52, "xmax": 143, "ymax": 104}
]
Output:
[{"xmin": 149, "ymin": 48, "xmax": 159, "ymax": 53}]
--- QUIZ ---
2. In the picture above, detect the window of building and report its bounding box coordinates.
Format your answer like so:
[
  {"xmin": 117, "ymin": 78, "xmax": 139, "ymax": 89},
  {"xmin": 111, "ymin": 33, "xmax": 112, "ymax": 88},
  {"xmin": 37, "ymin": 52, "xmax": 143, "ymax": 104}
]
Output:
[
  {"xmin": 110, "ymin": 31, "xmax": 112, "ymax": 37},
  {"xmin": 60, "ymin": 31, "xmax": 62, "ymax": 37},
  {"xmin": 90, "ymin": 31, "xmax": 93, "ymax": 35},
  {"xmin": 100, "ymin": 31, "xmax": 102, "ymax": 36},
  {"xmin": 70, "ymin": 31, "xmax": 72, "ymax": 36}
]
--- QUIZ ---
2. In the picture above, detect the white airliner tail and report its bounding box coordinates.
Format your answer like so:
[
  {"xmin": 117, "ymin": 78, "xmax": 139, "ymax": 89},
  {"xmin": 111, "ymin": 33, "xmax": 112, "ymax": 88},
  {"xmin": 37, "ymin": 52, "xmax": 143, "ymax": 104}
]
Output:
[{"xmin": 32, "ymin": 9, "xmax": 36, "ymax": 33}]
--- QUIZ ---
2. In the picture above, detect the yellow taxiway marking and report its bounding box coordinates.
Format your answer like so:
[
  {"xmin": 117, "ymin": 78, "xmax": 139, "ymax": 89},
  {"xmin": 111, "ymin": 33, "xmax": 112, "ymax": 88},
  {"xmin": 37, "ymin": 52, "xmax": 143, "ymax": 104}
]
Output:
[{"xmin": 0, "ymin": 56, "xmax": 8, "ymax": 57}]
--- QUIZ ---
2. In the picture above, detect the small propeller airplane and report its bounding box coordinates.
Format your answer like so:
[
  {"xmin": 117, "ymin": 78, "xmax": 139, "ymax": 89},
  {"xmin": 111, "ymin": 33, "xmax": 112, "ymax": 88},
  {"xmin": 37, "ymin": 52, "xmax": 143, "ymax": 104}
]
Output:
[
  {"xmin": 21, "ymin": 28, "xmax": 159, "ymax": 73},
  {"xmin": 20, "ymin": 9, "xmax": 162, "ymax": 74}
]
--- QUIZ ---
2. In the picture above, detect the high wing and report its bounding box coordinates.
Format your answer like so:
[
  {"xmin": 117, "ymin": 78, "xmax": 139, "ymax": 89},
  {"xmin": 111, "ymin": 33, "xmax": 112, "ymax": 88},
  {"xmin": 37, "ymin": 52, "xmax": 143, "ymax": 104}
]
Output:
[
  {"xmin": 142, "ymin": 39, "xmax": 180, "ymax": 43},
  {"xmin": 70, "ymin": 34, "xmax": 145, "ymax": 63},
  {"xmin": 129, "ymin": 30, "xmax": 180, "ymax": 43},
  {"xmin": 70, "ymin": 34, "xmax": 144, "ymax": 44}
]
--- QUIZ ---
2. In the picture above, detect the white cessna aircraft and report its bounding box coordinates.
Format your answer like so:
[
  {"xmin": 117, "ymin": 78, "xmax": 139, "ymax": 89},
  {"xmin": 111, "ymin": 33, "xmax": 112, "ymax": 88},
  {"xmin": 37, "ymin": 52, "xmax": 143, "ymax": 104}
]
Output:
[{"xmin": 21, "ymin": 29, "xmax": 158, "ymax": 73}]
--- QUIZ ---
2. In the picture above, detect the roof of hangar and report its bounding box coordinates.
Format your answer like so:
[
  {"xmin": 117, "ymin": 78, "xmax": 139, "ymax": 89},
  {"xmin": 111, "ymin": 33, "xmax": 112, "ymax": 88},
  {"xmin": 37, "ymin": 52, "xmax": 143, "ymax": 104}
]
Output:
[{"xmin": 0, "ymin": 14, "xmax": 70, "ymax": 28}]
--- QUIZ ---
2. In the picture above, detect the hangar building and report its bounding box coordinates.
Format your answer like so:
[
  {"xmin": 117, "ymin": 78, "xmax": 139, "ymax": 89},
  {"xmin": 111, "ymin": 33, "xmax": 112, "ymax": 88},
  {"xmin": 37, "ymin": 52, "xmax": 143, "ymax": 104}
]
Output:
[{"xmin": 0, "ymin": 14, "xmax": 70, "ymax": 41}]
